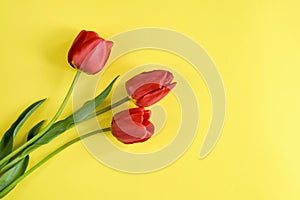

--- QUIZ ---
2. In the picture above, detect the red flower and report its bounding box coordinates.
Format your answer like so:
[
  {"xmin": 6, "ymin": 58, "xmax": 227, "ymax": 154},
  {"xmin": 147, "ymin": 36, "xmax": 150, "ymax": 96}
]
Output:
[
  {"xmin": 68, "ymin": 30, "xmax": 113, "ymax": 75},
  {"xmin": 126, "ymin": 70, "xmax": 176, "ymax": 107},
  {"xmin": 111, "ymin": 108, "xmax": 155, "ymax": 144}
]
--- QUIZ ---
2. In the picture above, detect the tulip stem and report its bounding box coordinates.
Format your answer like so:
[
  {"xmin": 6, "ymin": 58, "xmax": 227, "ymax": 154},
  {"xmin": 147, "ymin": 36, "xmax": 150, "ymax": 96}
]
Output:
[
  {"xmin": 96, "ymin": 96, "xmax": 131, "ymax": 115},
  {"xmin": 0, "ymin": 71, "xmax": 81, "ymax": 167},
  {"xmin": 0, "ymin": 127, "xmax": 111, "ymax": 198},
  {"xmin": 84, "ymin": 96, "xmax": 130, "ymax": 121},
  {"xmin": 0, "ymin": 96, "xmax": 129, "ymax": 174}
]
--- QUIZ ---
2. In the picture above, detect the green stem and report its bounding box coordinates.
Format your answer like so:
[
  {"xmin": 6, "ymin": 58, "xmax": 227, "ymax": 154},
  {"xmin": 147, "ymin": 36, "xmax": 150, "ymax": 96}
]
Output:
[
  {"xmin": 84, "ymin": 96, "xmax": 130, "ymax": 121},
  {"xmin": 0, "ymin": 96, "xmax": 130, "ymax": 174},
  {"xmin": 0, "ymin": 71, "xmax": 81, "ymax": 167},
  {"xmin": 0, "ymin": 127, "xmax": 111, "ymax": 197}
]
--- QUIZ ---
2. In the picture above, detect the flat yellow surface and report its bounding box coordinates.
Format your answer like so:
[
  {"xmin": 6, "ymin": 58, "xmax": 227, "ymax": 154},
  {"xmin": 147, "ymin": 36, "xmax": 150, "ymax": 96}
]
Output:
[{"xmin": 0, "ymin": 0, "xmax": 300, "ymax": 199}]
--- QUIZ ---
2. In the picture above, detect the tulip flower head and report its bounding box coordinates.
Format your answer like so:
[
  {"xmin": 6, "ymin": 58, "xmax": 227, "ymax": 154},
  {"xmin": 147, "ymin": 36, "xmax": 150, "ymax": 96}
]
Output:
[
  {"xmin": 68, "ymin": 30, "xmax": 113, "ymax": 75},
  {"xmin": 126, "ymin": 70, "xmax": 176, "ymax": 107},
  {"xmin": 111, "ymin": 108, "xmax": 155, "ymax": 144}
]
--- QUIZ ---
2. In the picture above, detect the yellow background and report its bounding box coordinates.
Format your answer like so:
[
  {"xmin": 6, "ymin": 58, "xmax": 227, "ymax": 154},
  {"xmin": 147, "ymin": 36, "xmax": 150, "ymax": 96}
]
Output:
[{"xmin": 0, "ymin": 0, "xmax": 300, "ymax": 199}]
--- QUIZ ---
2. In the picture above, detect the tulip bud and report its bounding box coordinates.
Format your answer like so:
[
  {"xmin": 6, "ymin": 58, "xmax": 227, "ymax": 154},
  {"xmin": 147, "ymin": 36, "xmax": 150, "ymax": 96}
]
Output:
[
  {"xmin": 111, "ymin": 108, "xmax": 155, "ymax": 144},
  {"xmin": 126, "ymin": 70, "xmax": 176, "ymax": 107},
  {"xmin": 68, "ymin": 30, "xmax": 113, "ymax": 75}
]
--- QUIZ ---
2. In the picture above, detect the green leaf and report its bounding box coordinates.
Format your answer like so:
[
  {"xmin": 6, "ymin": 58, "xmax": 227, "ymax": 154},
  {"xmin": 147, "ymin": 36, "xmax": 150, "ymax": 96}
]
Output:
[
  {"xmin": 0, "ymin": 156, "xmax": 29, "ymax": 198},
  {"xmin": 0, "ymin": 121, "xmax": 45, "ymax": 177},
  {"xmin": 0, "ymin": 99, "xmax": 46, "ymax": 162},
  {"xmin": 0, "ymin": 120, "xmax": 46, "ymax": 198},
  {"xmin": 0, "ymin": 75, "xmax": 117, "ymax": 197},
  {"xmin": 32, "ymin": 120, "xmax": 68, "ymax": 145},
  {"xmin": 22, "ymin": 76, "xmax": 119, "ymax": 155},
  {"xmin": 0, "ymin": 108, "xmax": 44, "ymax": 198},
  {"xmin": 27, "ymin": 120, "xmax": 45, "ymax": 141},
  {"xmin": 21, "ymin": 120, "xmax": 68, "ymax": 156},
  {"xmin": 69, "ymin": 75, "xmax": 119, "ymax": 123}
]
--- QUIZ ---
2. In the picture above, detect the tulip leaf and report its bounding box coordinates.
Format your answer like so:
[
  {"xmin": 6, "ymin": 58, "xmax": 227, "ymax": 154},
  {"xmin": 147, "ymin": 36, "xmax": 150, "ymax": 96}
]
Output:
[
  {"xmin": 0, "ymin": 156, "xmax": 29, "ymax": 198},
  {"xmin": 0, "ymin": 99, "xmax": 46, "ymax": 164},
  {"xmin": 0, "ymin": 77, "xmax": 118, "ymax": 198},
  {"xmin": 0, "ymin": 120, "xmax": 45, "ymax": 173},
  {"xmin": 22, "ymin": 76, "xmax": 118, "ymax": 156},
  {"xmin": 69, "ymin": 75, "xmax": 119, "ymax": 123},
  {"xmin": 0, "ymin": 120, "xmax": 46, "ymax": 198},
  {"xmin": 27, "ymin": 120, "xmax": 45, "ymax": 141}
]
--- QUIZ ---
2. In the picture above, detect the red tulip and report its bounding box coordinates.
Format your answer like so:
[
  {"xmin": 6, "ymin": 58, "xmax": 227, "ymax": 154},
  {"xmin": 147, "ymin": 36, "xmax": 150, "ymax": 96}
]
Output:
[
  {"xmin": 111, "ymin": 108, "xmax": 155, "ymax": 144},
  {"xmin": 126, "ymin": 70, "xmax": 176, "ymax": 107},
  {"xmin": 68, "ymin": 30, "xmax": 113, "ymax": 75}
]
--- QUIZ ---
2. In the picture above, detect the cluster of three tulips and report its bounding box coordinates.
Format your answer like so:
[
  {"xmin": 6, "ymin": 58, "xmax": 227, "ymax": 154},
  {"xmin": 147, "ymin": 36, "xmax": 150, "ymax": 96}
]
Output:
[
  {"xmin": 69, "ymin": 30, "xmax": 177, "ymax": 144},
  {"xmin": 0, "ymin": 30, "xmax": 176, "ymax": 198}
]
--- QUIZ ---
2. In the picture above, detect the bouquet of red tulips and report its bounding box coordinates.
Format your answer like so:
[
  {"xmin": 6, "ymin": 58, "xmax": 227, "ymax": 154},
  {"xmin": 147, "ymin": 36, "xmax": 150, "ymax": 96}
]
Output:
[{"xmin": 0, "ymin": 30, "xmax": 176, "ymax": 198}]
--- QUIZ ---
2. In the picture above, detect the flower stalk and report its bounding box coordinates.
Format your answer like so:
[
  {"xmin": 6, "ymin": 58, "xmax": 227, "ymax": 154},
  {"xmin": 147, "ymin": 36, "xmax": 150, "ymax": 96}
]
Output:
[
  {"xmin": 0, "ymin": 96, "xmax": 130, "ymax": 174},
  {"xmin": 0, "ymin": 71, "xmax": 81, "ymax": 167},
  {"xmin": 0, "ymin": 127, "xmax": 111, "ymax": 198}
]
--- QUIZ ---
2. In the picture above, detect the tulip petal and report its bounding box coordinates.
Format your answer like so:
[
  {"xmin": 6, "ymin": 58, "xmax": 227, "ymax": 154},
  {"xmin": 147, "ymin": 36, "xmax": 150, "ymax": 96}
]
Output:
[
  {"xmin": 68, "ymin": 30, "xmax": 87, "ymax": 64},
  {"xmin": 71, "ymin": 38, "xmax": 103, "ymax": 68},
  {"xmin": 68, "ymin": 30, "xmax": 113, "ymax": 75},
  {"xmin": 114, "ymin": 108, "xmax": 144, "ymax": 122},
  {"xmin": 111, "ymin": 108, "xmax": 154, "ymax": 144},
  {"xmin": 80, "ymin": 40, "xmax": 113, "ymax": 74},
  {"xmin": 84, "ymin": 31, "xmax": 100, "ymax": 41},
  {"xmin": 113, "ymin": 108, "xmax": 146, "ymax": 136},
  {"xmin": 136, "ymin": 82, "xmax": 176, "ymax": 107},
  {"xmin": 111, "ymin": 118, "xmax": 148, "ymax": 144},
  {"xmin": 68, "ymin": 31, "xmax": 102, "ymax": 64},
  {"xmin": 131, "ymin": 83, "xmax": 162, "ymax": 100},
  {"xmin": 145, "ymin": 121, "xmax": 155, "ymax": 135},
  {"xmin": 126, "ymin": 70, "xmax": 174, "ymax": 97},
  {"xmin": 116, "ymin": 108, "xmax": 144, "ymax": 124},
  {"xmin": 105, "ymin": 40, "xmax": 114, "ymax": 50},
  {"xmin": 143, "ymin": 110, "xmax": 151, "ymax": 124}
]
